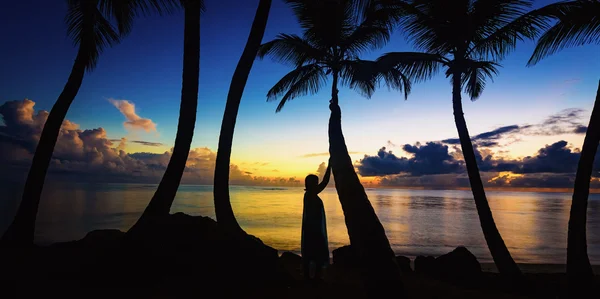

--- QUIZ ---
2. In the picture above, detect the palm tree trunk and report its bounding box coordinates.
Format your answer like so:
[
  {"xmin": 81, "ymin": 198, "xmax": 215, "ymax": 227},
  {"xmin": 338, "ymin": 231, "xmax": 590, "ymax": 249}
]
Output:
[
  {"xmin": 214, "ymin": 0, "xmax": 272, "ymax": 234},
  {"xmin": 328, "ymin": 71, "xmax": 403, "ymax": 297},
  {"xmin": 451, "ymin": 73, "xmax": 522, "ymax": 278},
  {"xmin": 566, "ymin": 80, "xmax": 599, "ymax": 292},
  {"xmin": 0, "ymin": 47, "xmax": 89, "ymax": 246},
  {"xmin": 128, "ymin": 0, "xmax": 200, "ymax": 234}
]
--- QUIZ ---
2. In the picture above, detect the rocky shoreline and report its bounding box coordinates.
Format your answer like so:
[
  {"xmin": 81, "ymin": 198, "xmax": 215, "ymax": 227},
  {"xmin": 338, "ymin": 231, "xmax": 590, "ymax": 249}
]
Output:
[{"xmin": 1, "ymin": 213, "xmax": 598, "ymax": 298}]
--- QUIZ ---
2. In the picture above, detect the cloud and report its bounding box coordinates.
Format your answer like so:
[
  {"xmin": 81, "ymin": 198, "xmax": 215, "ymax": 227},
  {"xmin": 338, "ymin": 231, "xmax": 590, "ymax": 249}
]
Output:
[
  {"xmin": 442, "ymin": 125, "xmax": 522, "ymax": 147},
  {"xmin": 356, "ymin": 106, "xmax": 598, "ymax": 190},
  {"xmin": 108, "ymin": 99, "xmax": 157, "ymax": 132},
  {"xmin": 301, "ymin": 151, "xmax": 362, "ymax": 158},
  {"xmin": 131, "ymin": 140, "xmax": 163, "ymax": 147},
  {"xmin": 357, "ymin": 143, "xmax": 461, "ymax": 177},
  {"xmin": 442, "ymin": 108, "xmax": 588, "ymax": 148},
  {"xmin": 0, "ymin": 99, "xmax": 301, "ymax": 186},
  {"xmin": 110, "ymin": 139, "xmax": 164, "ymax": 147}
]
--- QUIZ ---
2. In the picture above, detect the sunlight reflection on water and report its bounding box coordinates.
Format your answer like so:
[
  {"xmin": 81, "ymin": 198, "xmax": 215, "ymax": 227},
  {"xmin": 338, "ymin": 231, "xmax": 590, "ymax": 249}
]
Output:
[{"xmin": 1, "ymin": 182, "xmax": 599, "ymax": 264}]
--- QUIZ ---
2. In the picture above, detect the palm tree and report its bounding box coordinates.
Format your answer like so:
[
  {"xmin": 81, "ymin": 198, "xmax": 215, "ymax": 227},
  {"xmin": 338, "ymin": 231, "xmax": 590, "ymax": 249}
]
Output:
[
  {"xmin": 127, "ymin": 0, "xmax": 203, "ymax": 235},
  {"xmin": 0, "ymin": 0, "xmax": 177, "ymax": 246},
  {"xmin": 213, "ymin": 0, "xmax": 272, "ymax": 234},
  {"xmin": 374, "ymin": 0, "xmax": 547, "ymax": 279},
  {"xmin": 526, "ymin": 0, "xmax": 600, "ymax": 290},
  {"xmin": 257, "ymin": 0, "xmax": 408, "ymax": 295}
]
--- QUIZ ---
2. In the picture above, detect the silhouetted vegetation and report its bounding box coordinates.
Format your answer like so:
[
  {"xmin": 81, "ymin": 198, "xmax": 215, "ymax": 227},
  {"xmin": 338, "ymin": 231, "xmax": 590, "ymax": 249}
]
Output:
[
  {"xmin": 1, "ymin": 0, "xmax": 600, "ymax": 298},
  {"xmin": 257, "ymin": 0, "xmax": 412, "ymax": 296},
  {"xmin": 371, "ymin": 0, "xmax": 551, "ymax": 282}
]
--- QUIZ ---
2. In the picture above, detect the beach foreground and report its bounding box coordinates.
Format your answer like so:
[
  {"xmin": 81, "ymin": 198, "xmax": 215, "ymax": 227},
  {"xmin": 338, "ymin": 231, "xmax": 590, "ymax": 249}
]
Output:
[{"xmin": 1, "ymin": 213, "xmax": 599, "ymax": 298}]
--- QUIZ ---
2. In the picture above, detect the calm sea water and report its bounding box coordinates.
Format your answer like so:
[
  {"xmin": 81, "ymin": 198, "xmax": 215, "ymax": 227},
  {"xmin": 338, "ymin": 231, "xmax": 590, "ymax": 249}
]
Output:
[{"xmin": 1, "ymin": 182, "xmax": 599, "ymax": 264}]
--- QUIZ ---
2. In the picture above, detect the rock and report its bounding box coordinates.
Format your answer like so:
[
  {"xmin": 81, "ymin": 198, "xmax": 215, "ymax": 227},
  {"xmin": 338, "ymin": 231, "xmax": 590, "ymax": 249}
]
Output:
[
  {"xmin": 50, "ymin": 229, "xmax": 125, "ymax": 249},
  {"xmin": 434, "ymin": 246, "xmax": 482, "ymax": 284},
  {"xmin": 396, "ymin": 255, "xmax": 412, "ymax": 274},
  {"xmin": 332, "ymin": 245, "xmax": 358, "ymax": 266},
  {"xmin": 280, "ymin": 251, "xmax": 302, "ymax": 264},
  {"xmin": 414, "ymin": 255, "xmax": 435, "ymax": 275},
  {"xmin": 279, "ymin": 252, "xmax": 302, "ymax": 282}
]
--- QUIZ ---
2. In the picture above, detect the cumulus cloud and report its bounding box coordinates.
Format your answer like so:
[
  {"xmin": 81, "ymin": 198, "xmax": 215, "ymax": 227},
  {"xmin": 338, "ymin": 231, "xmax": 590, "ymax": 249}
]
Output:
[
  {"xmin": 0, "ymin": 99, "xmax": 301, "ymax": 186},
  {"xmin": 109, "ymin": 99, "xmax": 157, "ymax": 132},
  {"xmin": 357, "ymin": 143, "xmax": 461, "ymax": 177},
  {"xmin": 357, "ymin": 105, "xmax": 598, "ymax": 190}
]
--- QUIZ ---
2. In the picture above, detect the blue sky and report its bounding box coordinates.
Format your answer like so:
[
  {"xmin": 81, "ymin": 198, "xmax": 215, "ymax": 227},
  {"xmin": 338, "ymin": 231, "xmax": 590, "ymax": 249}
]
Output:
[{"xmin": 1, "ymin": 0, "xmax": 599, "ymax": 187}]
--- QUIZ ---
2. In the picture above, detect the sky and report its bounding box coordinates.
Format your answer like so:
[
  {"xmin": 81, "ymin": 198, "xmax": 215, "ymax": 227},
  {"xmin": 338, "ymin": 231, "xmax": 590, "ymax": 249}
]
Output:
[{"xmin": 0, "ymin": 0, "xmax": 599, "ymax": 190}]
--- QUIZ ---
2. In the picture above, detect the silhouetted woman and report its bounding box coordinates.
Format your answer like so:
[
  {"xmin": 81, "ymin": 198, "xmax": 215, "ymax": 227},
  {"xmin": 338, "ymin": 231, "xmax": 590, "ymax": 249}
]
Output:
[{"xmin": 301, "ymin": 160, "xmax": 332, "ymax": 281}]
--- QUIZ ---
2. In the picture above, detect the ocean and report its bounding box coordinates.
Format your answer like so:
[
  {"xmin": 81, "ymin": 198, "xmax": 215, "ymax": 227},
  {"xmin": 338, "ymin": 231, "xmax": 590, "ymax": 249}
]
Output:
[{"xmin": 1, "ymin": 182, "xmax": 599, "ymax": 264}]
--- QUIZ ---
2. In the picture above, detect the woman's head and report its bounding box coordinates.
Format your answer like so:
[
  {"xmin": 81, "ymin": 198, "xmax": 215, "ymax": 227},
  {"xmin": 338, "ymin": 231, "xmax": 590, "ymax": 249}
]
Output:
[{"xmin": 305, "ymin": 174, "xmax": 319, "ymax": 191}]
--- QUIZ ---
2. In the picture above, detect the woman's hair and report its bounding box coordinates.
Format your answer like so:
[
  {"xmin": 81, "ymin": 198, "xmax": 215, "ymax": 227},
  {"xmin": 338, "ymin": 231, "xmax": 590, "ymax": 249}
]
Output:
[{"xmin": 305, "ymin": 174, "xmax": 319, "ymax": 188}]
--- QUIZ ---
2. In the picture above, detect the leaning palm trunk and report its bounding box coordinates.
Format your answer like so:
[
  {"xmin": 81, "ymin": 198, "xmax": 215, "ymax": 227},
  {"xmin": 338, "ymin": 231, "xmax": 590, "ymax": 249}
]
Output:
[
  {"xmin": 1, "ymin": 47, "xmax": 89, "ymax": 246},
  {"xmin": 566, "ymin": 81, "xmax": 599, "ymax": 292},
  {"xmin": 329, "ymin": 72, "xmax": 403, "ymax": 297},
  {"xmin": 128, "ymin": 1, "xmax": 200, "ymax": 234},
  {"xmin": 214, "ymin": 0, "xmax": 272, "ymax": 234},
  {"xmin": 451, "ymin": 74, "xmax": 522, "ymax": 278}
]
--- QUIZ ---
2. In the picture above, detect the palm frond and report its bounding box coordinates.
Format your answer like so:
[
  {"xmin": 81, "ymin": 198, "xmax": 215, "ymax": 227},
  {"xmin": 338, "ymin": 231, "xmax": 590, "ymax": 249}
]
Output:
[
  {"xmin": 98, "ymin": 0, "xmax": 136, "ymax": 36},
  {"xmin": 133, "ymin": 0, "xmax": 181, "ymax": 15},
  {"xmin": 393, "ymin": 0, "xmax": 461, "ymax": 54},
  {"xmin": 469, "ymin": 0, "xmax": 534, "ymax": 41},
  {"xmin": 342, "ymin": 22, "xmax": 390, "ymax": 56},
  {"xmin": 257, "ymin": 33, "xmax": 328, "ymax": 67},
  {"xmin": 376, "ymin": 52, "xmax": 446, "ymax": 82},
  {"xmin": 285, "ymin": 0, "xmax": 355, "ymax": 48},
  {"xmin": 528, "ymin": 0, "xmax": 600, "ymax": 66},
  {"xmin": 265, "ymin": 64, "xmax": 327, "ymax": 112},
  {"xmin": 468, "ymin": 0, "xmax": 547, "ymax": 60},
  {"xmin": 340, "ymin": 58, "xmax": 413, "ymax": 99},
  {"xmin": 460, "ymin": 60, "xmax": 500, "ymax": 100},
  {"xmin": 66, "ymin": 0, "xmax": 120, "ymax": 71},
  {"xmin": 340, "ymin": 59, "xmax": 379, "ymax": 98}
]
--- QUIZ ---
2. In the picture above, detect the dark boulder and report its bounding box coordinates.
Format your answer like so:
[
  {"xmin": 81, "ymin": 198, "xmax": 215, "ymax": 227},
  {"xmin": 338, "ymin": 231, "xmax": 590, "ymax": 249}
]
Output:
[
  {"xmin": 433, "ymin": 246, "xmax": 482, "ymax": 286},
  {"xmin": 415, "ymin": 255, "xmax": 436, "ymax": 275},
  {"xmin": 279, "ymin": 252, "xmax": 302, "ymax": 282},
  {"xmin": 280, "ymin": 251, "xmax": 302, "ymax": 264},
  {"xmin": 396, "ymin": 255, "xmax": 412, "ymax": 274}
]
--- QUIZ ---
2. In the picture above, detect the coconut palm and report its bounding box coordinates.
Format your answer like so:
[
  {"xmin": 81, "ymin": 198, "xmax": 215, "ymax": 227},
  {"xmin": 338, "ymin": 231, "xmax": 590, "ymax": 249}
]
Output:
[
  {"xmin": 257, "ymin": 0, "xmax": 408, "ymax": 295},
  {"xmin": 527, "ymin": 0, "xmax": 600, "ymax": 289},
  {"xmin": 0, "ymin": 0, "xmax": 177, "ymax": 246},
  {"xmin": 128, "ymin": 0, "xmax": 204, "ymax": 235},
  {"xmin": 213, "ymin": 0, "xmax": 272, "ymax": 234},
  {"xmin": 374, "ymin": 0, "xmax": 548, "ymax": 279}
]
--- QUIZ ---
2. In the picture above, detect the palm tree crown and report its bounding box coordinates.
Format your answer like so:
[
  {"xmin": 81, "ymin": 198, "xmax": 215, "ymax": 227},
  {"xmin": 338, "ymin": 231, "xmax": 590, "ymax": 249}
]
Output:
[
  {"xmin": 378, "ymin": 0, "xmax": 545, "ymax": 97},
  {"xmin": 371, "ymin": 0, "xmax": 549, "ymax": 279},
  {"xmin": 257, "ymin": 0, "xmax": 408, "ymax": 112},
  {"xmin": 528, "ymin": 0, "xmax": 600, "ymax": 65}
]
